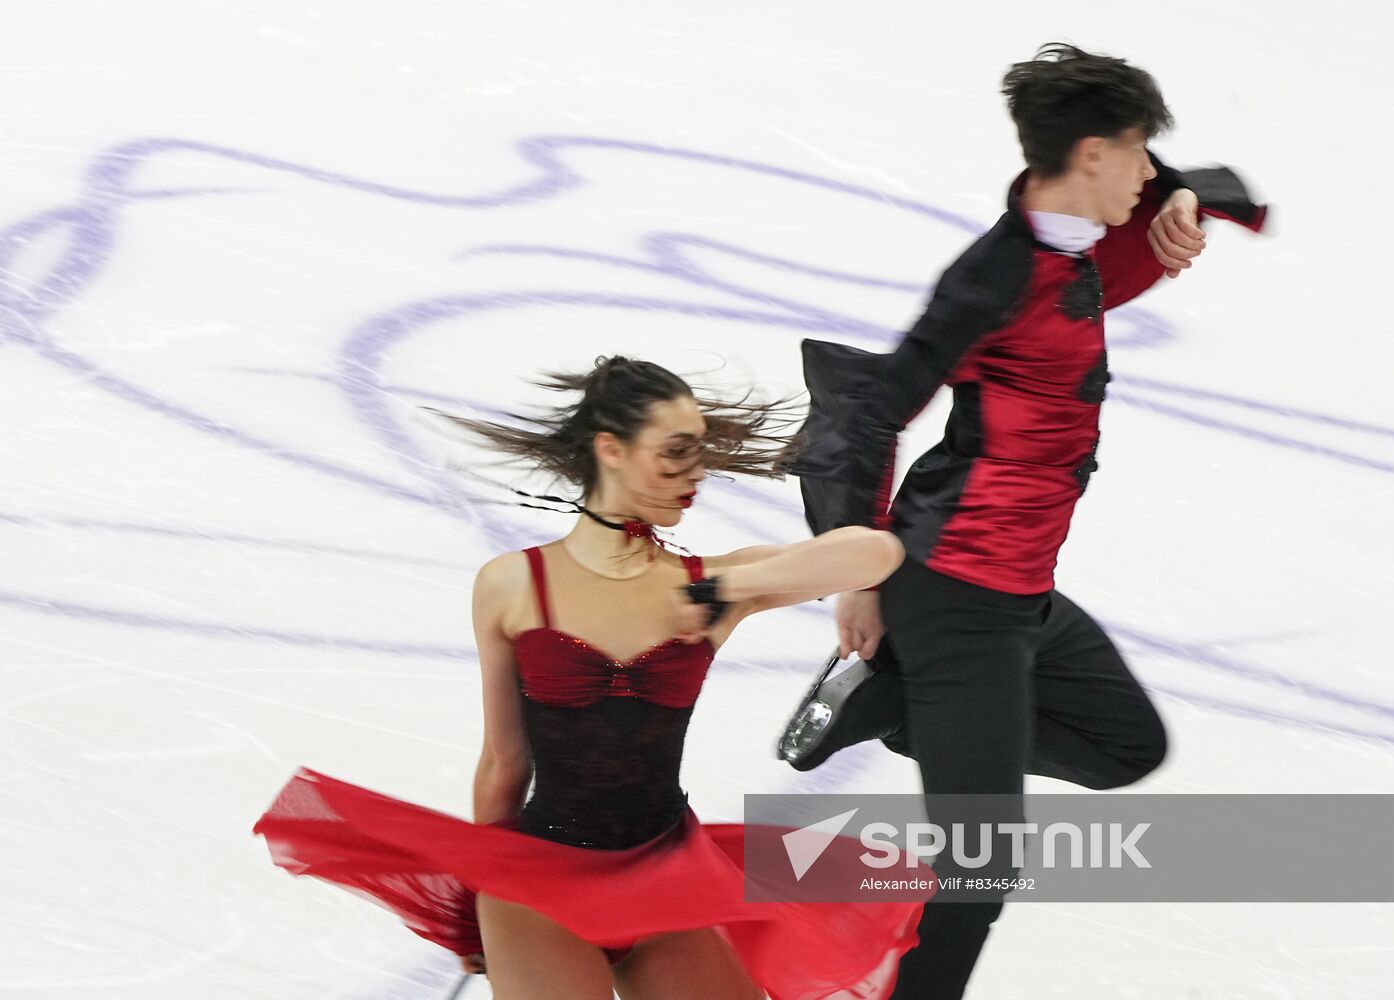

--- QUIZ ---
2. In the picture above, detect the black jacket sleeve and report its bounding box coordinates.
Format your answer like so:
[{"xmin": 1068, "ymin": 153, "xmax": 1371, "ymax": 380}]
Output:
[
  {"xmin": 793, "ymin": 218, "xmax": 1034, "ymax": 533},
  {"xmin": 1097, "ymin": 153, "xmax": 1268, "ymax": 309},
  {"xmin": 1151, "ymin": 154, "xmax": 1268, "ymax": 232}
]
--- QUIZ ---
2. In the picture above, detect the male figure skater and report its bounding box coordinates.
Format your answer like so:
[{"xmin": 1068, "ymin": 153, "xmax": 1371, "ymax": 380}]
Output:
[{"xmin": 792, "ymin": 43, "xmax": 1266, "ymax": 998}]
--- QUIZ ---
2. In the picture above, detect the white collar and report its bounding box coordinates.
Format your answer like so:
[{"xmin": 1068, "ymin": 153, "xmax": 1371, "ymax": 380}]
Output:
[{"xmin": 1026, "ymin": 210, "xmax": 1106, "ymax": 254}]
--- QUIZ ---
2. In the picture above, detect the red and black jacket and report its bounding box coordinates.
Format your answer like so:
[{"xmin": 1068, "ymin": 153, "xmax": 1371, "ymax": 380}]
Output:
[{"xmin": 794, "ymin": 155, "xmax": 1266, "ymax": 595}]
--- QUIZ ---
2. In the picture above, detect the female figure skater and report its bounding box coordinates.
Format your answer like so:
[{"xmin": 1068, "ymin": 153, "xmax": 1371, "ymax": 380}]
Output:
[{"xmin": 254, "ymin": 356, "xmax": 922, "ymax": 1000}]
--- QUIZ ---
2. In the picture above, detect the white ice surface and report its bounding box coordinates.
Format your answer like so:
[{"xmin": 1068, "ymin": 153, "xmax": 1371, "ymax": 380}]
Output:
[{"xmin": 2, "ymin": 2, "xmax": 1392, "ymax": 997}]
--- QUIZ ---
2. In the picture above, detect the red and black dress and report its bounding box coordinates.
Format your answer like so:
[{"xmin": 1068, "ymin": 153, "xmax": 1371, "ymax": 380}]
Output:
[{"xmin": 254, "ymin": 545, "xmax": 922, "ymax": 999}]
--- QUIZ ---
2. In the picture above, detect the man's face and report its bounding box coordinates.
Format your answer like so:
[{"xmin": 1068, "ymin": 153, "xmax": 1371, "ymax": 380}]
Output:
[{"xmin": 1095, "ymin": 126, "xmax": 1158, "ymax": 226}]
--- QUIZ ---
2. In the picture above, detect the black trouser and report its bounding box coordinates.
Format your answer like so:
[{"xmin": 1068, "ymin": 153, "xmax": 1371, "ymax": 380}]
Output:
[{"xmin": 880, "ymin": 560, "xmax": 1167, "ymax": 1000}]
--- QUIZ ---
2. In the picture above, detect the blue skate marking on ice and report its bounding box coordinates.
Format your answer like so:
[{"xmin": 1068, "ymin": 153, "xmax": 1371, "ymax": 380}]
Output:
[
  {"xmin": 0, "ymin": 510, "xmax": 477, "ymax": 569},
  {"xmin": 0, "ymin": 587, "xmax": 473, "ymax": 658},
  {"xmin": 1109, "ymin": 387, "xmax": 1394, "ymax": 474},
  {"xmin": 0, "ymin": 132, "xmax": 1389, "ymax": 753}
]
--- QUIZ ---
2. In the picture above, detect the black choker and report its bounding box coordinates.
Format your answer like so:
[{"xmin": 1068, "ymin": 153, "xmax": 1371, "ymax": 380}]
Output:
[
  {"xmin": 507, "ymin": 487, "xmax": 673, "ymax": 555},
  {"xmin": 576, "ymin": 505, "xmax": 657, "ymax": 543}
]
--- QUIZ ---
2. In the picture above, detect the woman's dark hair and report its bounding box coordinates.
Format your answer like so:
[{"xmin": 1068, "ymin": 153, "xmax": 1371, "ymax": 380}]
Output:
[
  {"xmin": 1002, "ymin": 42, "xmax": 1173, "ymax": 178},
  {"xmin": 431, "ymin": 356, "xmax": 800, "ymax": 497}
]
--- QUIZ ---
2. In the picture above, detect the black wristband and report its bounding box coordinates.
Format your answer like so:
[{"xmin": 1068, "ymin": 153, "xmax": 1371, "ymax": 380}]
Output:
[{"xmin": 685, "ymin": 576, "xmax": 731, "ymax": 627}]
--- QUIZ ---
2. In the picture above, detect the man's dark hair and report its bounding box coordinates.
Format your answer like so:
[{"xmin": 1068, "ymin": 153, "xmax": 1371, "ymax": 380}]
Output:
[{"xmin": 1002, "ymin": 43, "xmax": 1173, "ymax": 178}]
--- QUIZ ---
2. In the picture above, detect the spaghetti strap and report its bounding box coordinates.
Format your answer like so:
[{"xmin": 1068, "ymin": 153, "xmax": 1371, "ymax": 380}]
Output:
[
  {"xmin": 679, "ymin": 554, "xmax": 705, "ymax": 584},
  {"xmin": 523, "ymin": 547, "xmax": 552, "ymax": 629}
]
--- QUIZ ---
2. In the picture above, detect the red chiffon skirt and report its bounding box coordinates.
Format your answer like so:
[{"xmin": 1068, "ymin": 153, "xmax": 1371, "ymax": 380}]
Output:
[{"xmin": 253, "ymin": 768, "xmax": 923, "ymax": 1000}]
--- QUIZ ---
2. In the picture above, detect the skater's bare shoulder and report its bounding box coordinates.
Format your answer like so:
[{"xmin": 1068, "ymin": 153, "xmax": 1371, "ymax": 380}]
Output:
[{"xmin": 472, "ymin": 549, "xmax": 542, "ymax": 641}]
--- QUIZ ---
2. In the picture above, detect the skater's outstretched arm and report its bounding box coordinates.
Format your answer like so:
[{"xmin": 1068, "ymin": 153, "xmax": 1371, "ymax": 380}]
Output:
[
  {"xmin": 1098, "ymin": 152, "xmax": 1268, "ymax": 302},
  {"xmin": 671, "ymin": 526, "xmax": 903, "ymax": 644}
]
